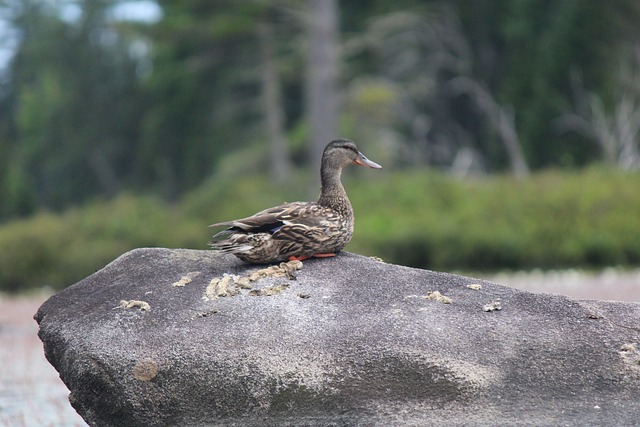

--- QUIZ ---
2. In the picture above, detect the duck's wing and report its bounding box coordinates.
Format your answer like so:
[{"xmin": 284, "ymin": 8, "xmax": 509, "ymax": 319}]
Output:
[
  {"xmin": 209, "ymin": 202, "xmax": 321, "ymax": 235},
  {"xmin": 210, "ymin": 202, "xmax": 342, "ymax": 259}
]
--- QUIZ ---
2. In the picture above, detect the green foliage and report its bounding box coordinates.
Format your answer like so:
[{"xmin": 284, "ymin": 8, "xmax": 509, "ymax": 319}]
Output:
[
  {"xmin": 1, "ymin": 168, "xmax": 640, "ymax": 292},
  {"xmin": 0, "ymin": 194, "xmax": 185, "ymax": 292},
  {"xmin": 349, "ymin": 168, "xmax": 640, "ymax": 270}
]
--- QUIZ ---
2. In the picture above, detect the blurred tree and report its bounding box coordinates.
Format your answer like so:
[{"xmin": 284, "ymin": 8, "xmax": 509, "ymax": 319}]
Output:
[
  {"xmin": 258, "ymin": 19, "xmax": 290, "ymax": 184},
  {"xmin": 341, "ymin": 0, "xmax": 640, "ymax": 172},
  {"xmin": 137, "ymin": 0, "xmax": 303, "ymax": 197},
  {"xmin": 136, "ymin": 1, "xmax": 260, "ymax": 198},
  {"xmin": 498, "ymin": 0, "xmax": 640, "ymax": 168},
  {"xmin": 0, "ymin": 0, "xmax": 143, "ymax": 214},
  {"xmin": 558, "ymin": 52, "xmax": 640, "ymax": 170},
  {"xmin": 306, "ymin": 0, "xmax": 339, "ymax": 182},
  {"xmin": 342, "ymin": 4, "xmax": 483, "ymax": 169}
]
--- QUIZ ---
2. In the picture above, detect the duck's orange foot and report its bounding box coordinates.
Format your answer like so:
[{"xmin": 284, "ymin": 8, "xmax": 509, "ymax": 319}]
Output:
[
  {"xmin": 288, "ymin": 253, "xmax": 336, "ymax": 261},
  {"xmin": 312, "ymin": 253, "xmax": 336, "ymax": 258}
]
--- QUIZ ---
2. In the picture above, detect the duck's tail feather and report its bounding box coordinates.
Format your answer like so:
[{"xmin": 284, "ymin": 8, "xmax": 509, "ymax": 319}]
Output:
[
  {"xmin": 209, "ymin": 229, "xmax": 256, "ymax": 254},
  {"xmin": 208, "ymin": 242, "xmax": 254, "ymax": 254}
]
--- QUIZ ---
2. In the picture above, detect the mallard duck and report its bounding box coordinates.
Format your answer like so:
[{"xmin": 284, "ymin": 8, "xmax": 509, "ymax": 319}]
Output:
[{"xmin": 209, "ymin": 139, "xmax": 382, "ymax": 263}]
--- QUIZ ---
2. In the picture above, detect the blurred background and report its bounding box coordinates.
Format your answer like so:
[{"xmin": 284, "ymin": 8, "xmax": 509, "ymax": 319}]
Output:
[
  {"xmin": 1, "ymin": 2, "xmax": 640, "ymax": 425},
  {"xmin": 1, "ymin": 0, "xmax": 640, "ymax": 296}
]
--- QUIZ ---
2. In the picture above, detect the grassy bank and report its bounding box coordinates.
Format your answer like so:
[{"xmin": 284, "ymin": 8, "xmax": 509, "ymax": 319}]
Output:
[{"xmin": 1, "ymin": 167, "xmax": 639, "ymax": 292}]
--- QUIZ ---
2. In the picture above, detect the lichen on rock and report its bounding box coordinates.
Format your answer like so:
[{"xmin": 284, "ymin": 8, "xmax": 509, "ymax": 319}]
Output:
[
  {"xmin": 118, "ymin": 300, "xmax": 150, "ymax": 311},
  {"xmin": 424, "ymin": 291, "xmax": 453, "ymax": 304},
  {"xmin": 203, "ymin": 260, "xmax": 303, "ymax": 301}
]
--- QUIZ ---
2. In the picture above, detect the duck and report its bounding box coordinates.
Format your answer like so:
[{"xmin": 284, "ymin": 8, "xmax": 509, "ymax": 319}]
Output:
[{"xmin": 209, "ymin": 139, "xmax": 382, "ymax": 263}]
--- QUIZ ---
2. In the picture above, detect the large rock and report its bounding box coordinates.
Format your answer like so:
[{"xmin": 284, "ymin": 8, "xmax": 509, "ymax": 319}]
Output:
[{"xmin": 35, "ymin": 248, "xmax": 640, "ymax": 426}]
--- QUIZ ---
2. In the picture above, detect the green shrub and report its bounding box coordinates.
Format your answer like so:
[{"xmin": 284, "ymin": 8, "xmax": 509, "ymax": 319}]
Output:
[{"xmin": 347, "ymin": 167, "xmax": 640, "ymax": 271}]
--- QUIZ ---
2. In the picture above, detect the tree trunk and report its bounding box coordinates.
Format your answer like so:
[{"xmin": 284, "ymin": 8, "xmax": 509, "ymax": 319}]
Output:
[
  {"xmin": 258, "ymin": 22, "xmax": 291, "ymax": 185},
  {"xmin": 496, "ymin": 107, "xmax": 531, "ymax": 179},
  {"xmin": 89, "ymin": 146, "xmax": 121, "ymax": 199},
  {"xmin": 306, "ymin": 0, "xmax": 339, "ymax": 184}
]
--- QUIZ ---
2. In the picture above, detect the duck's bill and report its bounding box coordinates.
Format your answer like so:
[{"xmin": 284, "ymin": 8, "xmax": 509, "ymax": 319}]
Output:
[{"xmin": 354, "ymin": 152, "xmax": 382, "ymax": 169}]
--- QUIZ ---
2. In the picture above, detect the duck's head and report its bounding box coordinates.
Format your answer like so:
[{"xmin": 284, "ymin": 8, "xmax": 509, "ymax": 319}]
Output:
[{"xmin": 322, "ymin": 139, "xmax": 382, "ymax": 170}]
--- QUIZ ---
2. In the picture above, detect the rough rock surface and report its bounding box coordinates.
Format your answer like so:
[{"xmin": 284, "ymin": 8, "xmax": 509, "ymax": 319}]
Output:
[{"xmin": 35, "ymin": 248, "xmax": 640, "ymax": 426}]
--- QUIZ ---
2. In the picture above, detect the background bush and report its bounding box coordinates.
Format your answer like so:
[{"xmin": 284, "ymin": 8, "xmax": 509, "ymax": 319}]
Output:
[{"xmin": 1, "ymin": 167, "xmax": 639, "ymax": 292}]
